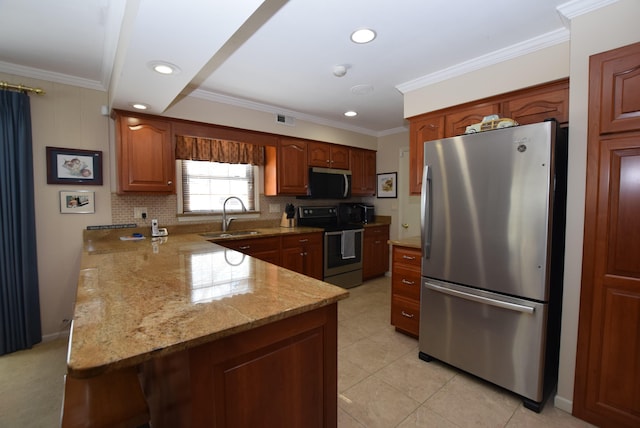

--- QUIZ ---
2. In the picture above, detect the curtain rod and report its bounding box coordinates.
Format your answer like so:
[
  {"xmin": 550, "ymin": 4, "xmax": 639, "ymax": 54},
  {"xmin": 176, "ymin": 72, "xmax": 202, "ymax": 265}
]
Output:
[{"xmin": 0, "ymin": 81, "xmax": 45, "ymax": 95}]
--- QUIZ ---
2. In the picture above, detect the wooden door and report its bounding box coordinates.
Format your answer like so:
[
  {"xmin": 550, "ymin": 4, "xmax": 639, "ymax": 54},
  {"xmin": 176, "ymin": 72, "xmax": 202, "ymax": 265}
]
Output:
[{"xmin": 574, "ymin": 41, "xmax": 640, "ymax": 428}]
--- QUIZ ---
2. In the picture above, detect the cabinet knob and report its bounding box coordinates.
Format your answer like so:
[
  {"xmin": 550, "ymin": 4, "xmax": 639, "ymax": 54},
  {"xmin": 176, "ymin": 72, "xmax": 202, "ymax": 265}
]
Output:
[
  {"xmin": 402, "ymin": 223, "xmax": 409, "ymax": 229},
  {"xmin": 167, "ymin": 180, "xmax": 173, "ymax": 185}
]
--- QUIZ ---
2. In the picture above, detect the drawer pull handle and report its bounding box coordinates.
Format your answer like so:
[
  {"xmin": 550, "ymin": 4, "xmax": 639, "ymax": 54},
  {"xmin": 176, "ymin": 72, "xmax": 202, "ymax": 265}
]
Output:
[
  {"xmin": 401, "ymin": 311, "xmax": 415, "ymax": 319},
  {"xmin": 239, "ymin": 245, "xmax": 251, "ymax": 250},
  {"xmin": 401, "ymin": 279, "xmax": 415, "ymax": 285},
  {"xmin": 299, "ymin": 239, "xmax": 309, "ymax": 243},
  {"xmin": 402, "ymin": 255, "xmax": 416, "ymax": 260}
]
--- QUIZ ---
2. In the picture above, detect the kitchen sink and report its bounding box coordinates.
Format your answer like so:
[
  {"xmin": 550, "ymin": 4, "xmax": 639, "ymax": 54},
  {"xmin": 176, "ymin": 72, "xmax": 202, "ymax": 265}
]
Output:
[{"xmin": 200, "ymin": 230, "xmax": 261, "ymax": 239}]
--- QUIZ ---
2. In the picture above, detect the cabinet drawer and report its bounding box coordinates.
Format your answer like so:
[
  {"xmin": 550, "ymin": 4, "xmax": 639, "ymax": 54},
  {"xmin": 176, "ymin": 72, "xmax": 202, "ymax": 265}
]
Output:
[
  {"xmin": 391, "ymin": 295, "xmax": 420, "ymax": 337},
  {"xmin": 219, "ymin": 237, "xmax": 280, "ymax": 254},
  {"xmin": 281, "ymin": 233, "xmax": 322, "ymax": 248},
  {"xmin": 392, "ymin": 265, "xmax": 421, "ymax": 301},
  {"xmin": 393, "ymin": 247, "xmax": 421, "ymax": 268}
]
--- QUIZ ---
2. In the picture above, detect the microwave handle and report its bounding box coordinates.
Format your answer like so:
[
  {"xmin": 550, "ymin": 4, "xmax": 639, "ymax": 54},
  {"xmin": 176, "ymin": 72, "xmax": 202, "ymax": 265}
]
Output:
[{"xmin": 343, "ymin": 174, "xmax": 349, "ymax": 198}]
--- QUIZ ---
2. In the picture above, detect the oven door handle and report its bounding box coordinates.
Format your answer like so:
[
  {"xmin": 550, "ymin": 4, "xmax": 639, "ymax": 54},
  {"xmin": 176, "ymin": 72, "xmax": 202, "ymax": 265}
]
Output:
[{"xmin": 325, "ymin": 229, "xmax": 364, "ymax": 236}]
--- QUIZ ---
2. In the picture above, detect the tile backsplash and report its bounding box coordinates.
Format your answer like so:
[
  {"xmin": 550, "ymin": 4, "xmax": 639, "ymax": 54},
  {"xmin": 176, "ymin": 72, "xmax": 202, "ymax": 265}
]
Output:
[{"xmin": 110, "ymin": 193, "xmax": 372, "ymax": 228}]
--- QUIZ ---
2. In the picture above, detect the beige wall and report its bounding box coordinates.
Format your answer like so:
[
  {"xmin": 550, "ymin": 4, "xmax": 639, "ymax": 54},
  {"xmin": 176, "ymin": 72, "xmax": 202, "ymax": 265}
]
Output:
[
  {"xmin": 0, "ymin": 72, "xmax": 113, "ymax": 339},
  {"xmin": 401, "ymin": 0, "xmax": 640, "ymax": 413},
  {"xmin": 1, "ymin": 70, "xmax": 380, "ymax": 339}
]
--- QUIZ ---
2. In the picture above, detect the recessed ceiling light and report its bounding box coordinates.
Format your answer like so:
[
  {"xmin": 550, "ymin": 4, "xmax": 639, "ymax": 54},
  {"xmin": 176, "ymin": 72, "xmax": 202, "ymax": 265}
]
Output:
[
  {"xmin": 148, "ymin": 61, "xmax": 181, "ymax": 75},
  {"xmin": 350, "ymin": 28, "xmax": 376, "ymax": 44},
  {"xmin": 131, "ymin": 103, "xmax": 149, "ymax": 110},
  {"xmin": 344, "ymin": 111, "xmax": 357, "ymax": 117}
]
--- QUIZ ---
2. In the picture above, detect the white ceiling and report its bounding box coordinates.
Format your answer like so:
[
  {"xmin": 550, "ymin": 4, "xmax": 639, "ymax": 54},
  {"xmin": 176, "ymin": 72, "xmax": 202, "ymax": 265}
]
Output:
[{"xmin": 0, "ymin": 0, "xmax": 593, "ymax": 136}]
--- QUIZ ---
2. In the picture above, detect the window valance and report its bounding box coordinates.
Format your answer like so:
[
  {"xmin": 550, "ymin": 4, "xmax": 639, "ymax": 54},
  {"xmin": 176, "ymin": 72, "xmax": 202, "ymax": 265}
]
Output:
[{"xmin": 175, "ymin": 135, "xmax": 265, "ymax": 166}]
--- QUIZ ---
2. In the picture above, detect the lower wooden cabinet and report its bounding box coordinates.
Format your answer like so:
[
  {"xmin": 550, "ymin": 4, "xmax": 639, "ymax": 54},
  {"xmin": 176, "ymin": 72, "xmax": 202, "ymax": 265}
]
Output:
[
  {"xmin": 141, "ymin": 304, "xmax": 338, "ymax": 427},
  {"xmin": 217, "ymin": 236, "xmax": 281, "ymax": 265},
  {"xmin": 281, "ymin": 233, "xmax": 323, "ymax": 280},
  {"xmin": 390, "ymin": 245, "xmax": 421, "ymax": 337},
  {"xmin": 362, "ymin": 225, "xmax": 390, "ymax": 280}
]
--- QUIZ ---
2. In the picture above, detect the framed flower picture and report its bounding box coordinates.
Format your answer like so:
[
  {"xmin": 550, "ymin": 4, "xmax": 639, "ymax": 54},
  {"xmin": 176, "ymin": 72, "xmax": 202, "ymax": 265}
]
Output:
[
  {"xmin": 46, "ymin": 147, "xmax": 103, "ymax": 185},
  {"xmin": 377, "ymin": 172, "xmax": 397, "ymax": 198}
]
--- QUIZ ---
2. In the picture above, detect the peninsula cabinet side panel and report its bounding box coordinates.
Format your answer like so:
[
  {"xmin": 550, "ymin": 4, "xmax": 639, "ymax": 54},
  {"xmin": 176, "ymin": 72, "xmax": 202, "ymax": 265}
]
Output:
[{"xmin": 190, "ymin": 304, "xmax": 338, "ymax": 427}]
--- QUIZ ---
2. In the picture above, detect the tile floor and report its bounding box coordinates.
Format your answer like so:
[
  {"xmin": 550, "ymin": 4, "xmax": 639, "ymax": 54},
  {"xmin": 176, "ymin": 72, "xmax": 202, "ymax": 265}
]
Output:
[
  {"xmin": 0, "ymin": 276, "xmax": 597, "ymax": 427},
  {"xmin": 336, "ymin": 276, "xmax": 595, "ymax": 428}
]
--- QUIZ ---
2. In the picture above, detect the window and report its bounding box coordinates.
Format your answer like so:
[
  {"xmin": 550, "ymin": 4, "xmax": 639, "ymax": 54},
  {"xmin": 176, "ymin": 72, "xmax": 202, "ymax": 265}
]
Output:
[{"xmin": 179, "ymin": 160, "xmax": 256, "ymax": 213}]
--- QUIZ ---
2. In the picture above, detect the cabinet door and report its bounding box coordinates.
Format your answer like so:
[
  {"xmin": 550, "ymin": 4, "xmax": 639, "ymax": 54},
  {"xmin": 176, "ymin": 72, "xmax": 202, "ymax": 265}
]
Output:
[
  {"xmin": 308, "ymin": 143, "xmax": 350, "ymax": 169},
  {"xmin": 281, "ymin": 233, "xmax": 323, "ymax": 279},
  {"xmin": 598, "ymin": 42, "xmax": 640, "ymax": 134},
  {"xmin": 329, "ymin": 145, "xmax": 349, "ymax": 169},
  {"xmin": 409, "ymin": 114, "xmax": 444, "ymax": 195},
  {"xmin": 363, "ymin": 225, "xmax": 389, "ymax": 280},
  {"xmin": 574, "ymin": 42, "xmax": 640, "ymax": 428},
  {"xmin": 349, "ymin": 148, "xmax": 376, "ymax": 196},
  {"xmin": 117, "ymin": 115, "xmax": 175, "ymax": 193},
  {"xmin": 278, "ymin": 138, "xmax": 308, "ymax": 195},
  {"xmin": 445, "ymin": 103, "xmax": 500, "ymax": 137},
  {"xmin": 502, "ymin": 83, "xmax": 569, "ymax": 126},
  {"xmin": 308, "ymin": 142, "xmax": 331, "ymax": 167}
]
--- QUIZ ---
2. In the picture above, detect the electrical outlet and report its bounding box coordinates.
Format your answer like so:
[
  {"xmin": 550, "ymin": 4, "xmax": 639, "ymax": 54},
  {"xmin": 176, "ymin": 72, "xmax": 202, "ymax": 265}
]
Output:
[
  {"xmin": 134, "ymin": 207, "xmax": 147, "ymax": 219},
  {"xmin": 269, "ymin": 203, "xmax": 281, "ymax": 213}
]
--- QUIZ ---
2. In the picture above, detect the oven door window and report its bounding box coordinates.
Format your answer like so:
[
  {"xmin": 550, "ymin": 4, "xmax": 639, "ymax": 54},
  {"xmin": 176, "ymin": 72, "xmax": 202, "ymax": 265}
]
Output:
[{"xmin": 325, "ymin": 231, "xmax": 362, "ymax": 272}]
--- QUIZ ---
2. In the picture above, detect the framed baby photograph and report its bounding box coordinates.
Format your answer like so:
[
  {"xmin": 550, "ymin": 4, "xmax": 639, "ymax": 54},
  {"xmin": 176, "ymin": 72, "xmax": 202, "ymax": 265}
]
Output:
[
  {"xmin": 46, "ymin": 146, "xmax": 103, "ymax": 185},
  {"xmin": 60, "ymin": 190, "xmax": 95, "ymax": 214}
]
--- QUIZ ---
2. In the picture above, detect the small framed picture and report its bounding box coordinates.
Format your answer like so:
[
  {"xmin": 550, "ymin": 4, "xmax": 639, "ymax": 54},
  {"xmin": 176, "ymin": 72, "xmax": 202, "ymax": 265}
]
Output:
[
  {"xmin": 377, "ymin": 172, "xmax": 397, "ymax": 198},
  {"xmin": 60, "ymin": 190, "xmax": 95, "ymax": 214},
  {"xmin": 46, "ymin": 147, "xmax": 103, "ymax": 185}
]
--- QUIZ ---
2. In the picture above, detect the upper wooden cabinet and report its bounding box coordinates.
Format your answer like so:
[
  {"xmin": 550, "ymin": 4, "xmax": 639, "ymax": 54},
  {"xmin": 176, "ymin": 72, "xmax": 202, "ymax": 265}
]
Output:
[
  {"xmin": 408, "ymin": 79, "xmax": 569, "ymax": 195},
  {"xmin": 409, "ymin": 114, "xmax": 444, "ymax": 194},
  {"xmin": 445, "ymin": 103, "xmax": 500, "ymax": 137},
  {"xmin": 115, "ymin": 112, "xmax": 175, "ymax": 194},
  {"xmin": 349, "ymin": 148, "xmax": 376, "ymax": 196},
  {"xmin": 308, "ymin": 142, "xmax": 350, "ymax": 169},
  {"xmin": 265, "ymin": 137, "xmax": 308, "ymax": 196},
  {"xmin": 502, "ymin": 82, "xmax": 569, "ymax": 125}
]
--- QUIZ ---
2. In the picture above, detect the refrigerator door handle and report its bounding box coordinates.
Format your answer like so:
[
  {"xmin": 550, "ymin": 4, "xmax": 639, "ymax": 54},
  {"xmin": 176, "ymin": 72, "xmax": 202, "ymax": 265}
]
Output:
[
  {"xmin": 425, "ymin": 281, "xmax": 536, "ymax": 314},
  {"xmin": 421, "ymin": 165, "xmax": 432, "ymax": 258}
]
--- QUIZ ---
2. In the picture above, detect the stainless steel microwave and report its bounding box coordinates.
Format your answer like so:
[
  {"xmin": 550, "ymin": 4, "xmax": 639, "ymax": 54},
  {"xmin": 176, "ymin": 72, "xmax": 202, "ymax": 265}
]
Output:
[{"xmin": 304, "ymin": 167, "xmax": 351, "ymax": 199}]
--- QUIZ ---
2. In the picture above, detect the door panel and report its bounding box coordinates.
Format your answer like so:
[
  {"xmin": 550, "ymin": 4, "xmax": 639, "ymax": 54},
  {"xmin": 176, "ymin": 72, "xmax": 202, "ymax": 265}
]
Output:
[{"xmin": 575, "ymin": 41, "xmax": 640, "ymax": 428}]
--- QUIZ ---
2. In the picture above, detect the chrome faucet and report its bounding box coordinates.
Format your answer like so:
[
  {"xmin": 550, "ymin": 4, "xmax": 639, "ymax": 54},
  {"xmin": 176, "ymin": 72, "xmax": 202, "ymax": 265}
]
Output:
[{"xmin": 222, "ymin": 196, "xmax": 247, "ymax": 232}]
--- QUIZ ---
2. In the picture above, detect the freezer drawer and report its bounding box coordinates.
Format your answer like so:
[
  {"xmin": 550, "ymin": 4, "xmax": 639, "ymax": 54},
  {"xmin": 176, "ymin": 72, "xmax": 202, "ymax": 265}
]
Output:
[{"xmin": 419, "ymin": 278, "xmax": 548, "ymax": 402}]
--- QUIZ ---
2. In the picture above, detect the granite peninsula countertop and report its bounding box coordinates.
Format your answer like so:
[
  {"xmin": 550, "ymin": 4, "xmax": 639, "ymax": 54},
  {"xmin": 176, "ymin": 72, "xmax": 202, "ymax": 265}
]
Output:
[{"xmin": 68, "ymin": 228, "xmax": 349, "ymax": 378}]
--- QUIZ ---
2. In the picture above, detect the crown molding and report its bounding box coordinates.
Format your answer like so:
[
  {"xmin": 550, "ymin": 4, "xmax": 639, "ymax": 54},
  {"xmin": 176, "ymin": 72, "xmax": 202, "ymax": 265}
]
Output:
[
  {"xmin": 0, "ymin": 60, "xmax": 106, "ymax": 91},
  {"xmin": 557, "ymin": 0, "xmax": 619, "ymax": 20},
  {"xmin": 187, "ymin": 89, "xmax": 398, "ymax": 137},
  {"xmin": 396, "ymin": 28, "xmax": 570, "ymax": 95}
]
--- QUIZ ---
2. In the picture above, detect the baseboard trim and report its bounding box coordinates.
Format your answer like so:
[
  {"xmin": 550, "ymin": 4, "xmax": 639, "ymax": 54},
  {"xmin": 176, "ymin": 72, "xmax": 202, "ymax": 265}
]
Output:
[
  {"xmin": 554, "ymin": 394, "xmax": 573, "ymax": 414},
  {"xmin": 42, "ymin": 329, "xmax": 70, "ymax": 343}
]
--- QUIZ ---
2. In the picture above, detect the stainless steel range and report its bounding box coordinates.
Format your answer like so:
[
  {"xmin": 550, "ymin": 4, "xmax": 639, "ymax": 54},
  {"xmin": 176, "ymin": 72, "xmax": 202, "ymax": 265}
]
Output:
[{"xmin": 297, "ymin": 206, "xmax": 364, "ymax": 288}]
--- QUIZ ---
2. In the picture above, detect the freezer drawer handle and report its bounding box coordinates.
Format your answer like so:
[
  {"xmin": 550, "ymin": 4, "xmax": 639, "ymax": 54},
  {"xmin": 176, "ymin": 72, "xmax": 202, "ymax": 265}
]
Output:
[{"xmin": 426, "ymin": 282, "xmax": 535, "ymax": 314}]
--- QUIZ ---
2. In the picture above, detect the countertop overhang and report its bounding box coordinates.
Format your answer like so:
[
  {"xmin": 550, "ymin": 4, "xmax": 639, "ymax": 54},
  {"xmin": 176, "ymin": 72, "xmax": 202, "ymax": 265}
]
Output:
[{"xmin": 69, "ymin": 229, "xmax": 349, "ymax": 378}]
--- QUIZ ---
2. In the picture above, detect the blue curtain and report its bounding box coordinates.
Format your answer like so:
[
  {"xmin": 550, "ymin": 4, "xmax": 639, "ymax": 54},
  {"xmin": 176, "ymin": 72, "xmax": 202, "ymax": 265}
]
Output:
[{"xmin": 0, "ymin": 90, "xmax": 41, "ymax": 355}]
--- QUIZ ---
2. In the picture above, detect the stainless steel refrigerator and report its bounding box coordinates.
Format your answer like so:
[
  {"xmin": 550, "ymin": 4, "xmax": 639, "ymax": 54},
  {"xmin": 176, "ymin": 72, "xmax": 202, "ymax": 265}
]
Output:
[{"xmin": 418, "ymin": 121, "xmax": 567, "ymax": 412}]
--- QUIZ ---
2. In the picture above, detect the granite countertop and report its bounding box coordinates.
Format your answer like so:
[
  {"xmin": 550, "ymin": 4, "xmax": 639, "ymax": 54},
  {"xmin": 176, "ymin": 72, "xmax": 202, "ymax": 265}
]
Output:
[
  {"xmin": 69, "ymin": 229, "xmax": 349, "ymax": 378},
  {"xmin": 387, "ymin": 235, "xmax": 421, "ymax": 249}
]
